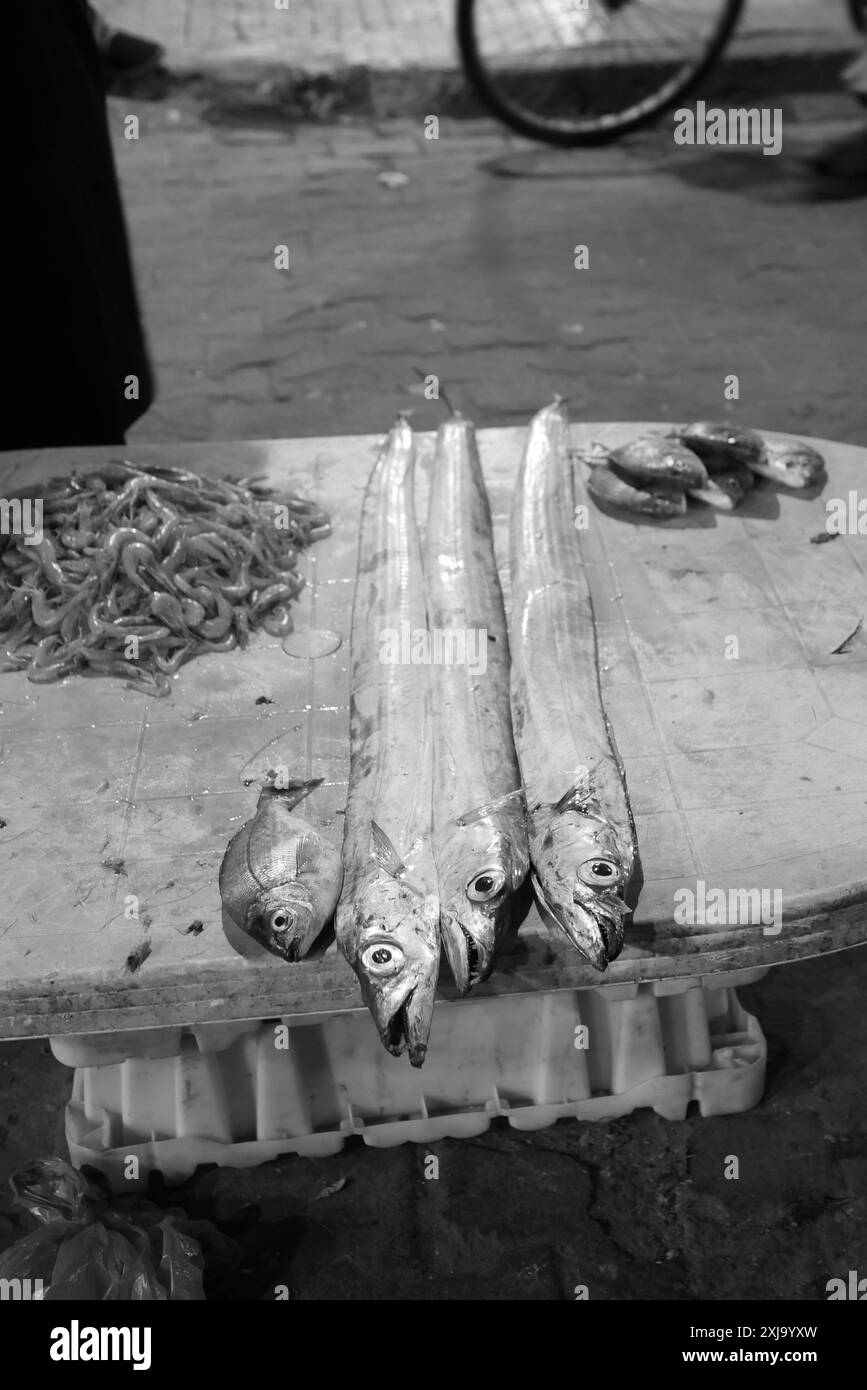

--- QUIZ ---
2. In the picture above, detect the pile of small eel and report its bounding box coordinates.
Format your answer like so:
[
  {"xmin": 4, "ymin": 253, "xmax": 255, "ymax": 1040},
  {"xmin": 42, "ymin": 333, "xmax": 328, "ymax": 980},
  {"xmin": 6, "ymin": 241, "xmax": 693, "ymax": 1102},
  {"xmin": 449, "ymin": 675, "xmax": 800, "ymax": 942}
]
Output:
[
  {"xmin": 0, "ymin": 460, "xmax": 330, "ymax": 697},
  {"xmin": 221, "ymin": 401, "xmax": 642, "ymax": 1067}
]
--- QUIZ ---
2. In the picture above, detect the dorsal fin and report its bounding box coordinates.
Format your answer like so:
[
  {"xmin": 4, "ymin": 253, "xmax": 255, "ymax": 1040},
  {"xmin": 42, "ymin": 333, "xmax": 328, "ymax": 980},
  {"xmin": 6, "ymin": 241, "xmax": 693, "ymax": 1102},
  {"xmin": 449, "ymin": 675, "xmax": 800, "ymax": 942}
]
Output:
[
  {"xmin": 455, "ymin": 787, "xmax": 526, "ymax": 827},
  {"xmin": 257, "ymin": 776, "xmax": 322, "ymax": 812}
]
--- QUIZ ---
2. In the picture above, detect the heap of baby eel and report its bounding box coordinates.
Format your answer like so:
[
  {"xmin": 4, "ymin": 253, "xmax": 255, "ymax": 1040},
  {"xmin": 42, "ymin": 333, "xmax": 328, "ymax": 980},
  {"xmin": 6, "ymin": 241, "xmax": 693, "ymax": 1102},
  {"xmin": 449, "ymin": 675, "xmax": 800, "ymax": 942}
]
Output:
[
  {"xmin": 0, "ymin": 460, "xmax": 331, "ymax": 695},
  {"xmin": 583, "ymin": 422, "xmax": 826, "ymax": 518}
]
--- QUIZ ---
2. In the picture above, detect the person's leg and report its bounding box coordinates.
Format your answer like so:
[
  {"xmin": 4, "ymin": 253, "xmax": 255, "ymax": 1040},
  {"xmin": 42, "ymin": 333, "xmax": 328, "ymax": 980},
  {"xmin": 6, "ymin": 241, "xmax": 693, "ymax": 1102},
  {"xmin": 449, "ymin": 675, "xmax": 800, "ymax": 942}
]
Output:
[{"xmin": 0, "ymin": 0, "xmax": 154, "ymax": 449}]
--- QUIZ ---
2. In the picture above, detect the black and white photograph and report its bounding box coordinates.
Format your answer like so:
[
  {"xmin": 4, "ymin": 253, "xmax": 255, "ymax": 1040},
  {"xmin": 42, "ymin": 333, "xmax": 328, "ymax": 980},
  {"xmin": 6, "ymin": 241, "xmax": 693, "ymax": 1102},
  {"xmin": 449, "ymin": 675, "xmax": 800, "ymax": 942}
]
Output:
[{"xmin": 0, "ymin": 0, "xmax": 865, "ymax": 1350}]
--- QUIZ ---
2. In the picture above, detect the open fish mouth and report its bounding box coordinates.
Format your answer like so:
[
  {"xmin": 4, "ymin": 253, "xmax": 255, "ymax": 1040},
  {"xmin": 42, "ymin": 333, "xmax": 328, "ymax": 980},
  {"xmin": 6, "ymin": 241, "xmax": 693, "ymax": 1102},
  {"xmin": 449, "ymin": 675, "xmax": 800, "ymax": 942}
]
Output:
[
  {"xmin": 459, "ymin": 924, "xmax": 483, "ymax": 987},
  {"xmin": 532, "ymin": 873, "xmax": 627, "ymax": 971},
  {"xmin": 576, "ymin": 892, "xmax": 628, "ymax": 965},
  {"xmin": 439, "ymin": 913, "xmax": 486, "ymax": 991},
  {"xmin": 382, "ymin": 988, "xmax": 427, "ymax": 1067},
  {"xmin": 274, "ymin": 935, "xmax": 302, "ymax": 963}
]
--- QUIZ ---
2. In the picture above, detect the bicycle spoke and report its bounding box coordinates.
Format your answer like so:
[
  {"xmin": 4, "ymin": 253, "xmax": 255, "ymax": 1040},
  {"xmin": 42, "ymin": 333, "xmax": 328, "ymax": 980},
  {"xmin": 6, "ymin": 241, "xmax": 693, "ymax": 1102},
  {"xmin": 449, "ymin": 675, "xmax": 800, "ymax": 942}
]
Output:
[{"xmin": 459, "ymin": 0, "xmax": 745, "ymax": 144}]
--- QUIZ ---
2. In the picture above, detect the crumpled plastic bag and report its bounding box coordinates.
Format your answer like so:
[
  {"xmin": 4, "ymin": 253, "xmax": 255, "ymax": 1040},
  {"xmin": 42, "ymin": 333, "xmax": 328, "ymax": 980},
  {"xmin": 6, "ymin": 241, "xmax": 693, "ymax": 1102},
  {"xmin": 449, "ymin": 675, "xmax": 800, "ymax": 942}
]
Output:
[{"xmin": 0, "ymin": 1158, "xmax": 237, "ymax": 1300}]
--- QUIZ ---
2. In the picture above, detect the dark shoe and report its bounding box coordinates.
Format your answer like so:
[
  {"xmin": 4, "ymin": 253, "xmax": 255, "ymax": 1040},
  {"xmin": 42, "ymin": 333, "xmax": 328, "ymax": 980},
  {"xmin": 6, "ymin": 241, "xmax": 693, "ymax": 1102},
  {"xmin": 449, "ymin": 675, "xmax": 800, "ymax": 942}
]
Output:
[
  {"xmin": 100, "ymin": 29, "xmax": 165, "ymax": 80},
  {"xmin": 809, "ymin": 125, "xmax": 867, "ymax": 181}
]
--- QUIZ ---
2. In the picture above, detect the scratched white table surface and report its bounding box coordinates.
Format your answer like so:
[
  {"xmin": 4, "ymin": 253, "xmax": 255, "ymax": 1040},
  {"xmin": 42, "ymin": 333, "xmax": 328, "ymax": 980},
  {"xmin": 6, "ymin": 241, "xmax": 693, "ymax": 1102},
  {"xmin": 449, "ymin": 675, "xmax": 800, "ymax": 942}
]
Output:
[{"xmin": 1, "ymin": 426, "xmax": 866, "ymax": 1039}]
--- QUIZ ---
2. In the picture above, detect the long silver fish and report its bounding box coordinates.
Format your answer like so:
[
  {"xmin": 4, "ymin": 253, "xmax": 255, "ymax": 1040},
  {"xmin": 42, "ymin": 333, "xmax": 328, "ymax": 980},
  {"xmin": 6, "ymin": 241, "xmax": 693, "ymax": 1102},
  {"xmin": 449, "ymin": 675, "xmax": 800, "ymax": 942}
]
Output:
[
  {"xmin": 509, "ymin": 398, "xmax": 636, "ymax": 969},
  {"xmin": 425, "ymin": 415, "xmax": 529, "ymax": 993},
  {"xmin": 336, "ymin": 415, "xmax": 440, "ymax": 1067},
  {"xmin": 219, "ymin": 777, "xmax": 343, "ymax": 960}
]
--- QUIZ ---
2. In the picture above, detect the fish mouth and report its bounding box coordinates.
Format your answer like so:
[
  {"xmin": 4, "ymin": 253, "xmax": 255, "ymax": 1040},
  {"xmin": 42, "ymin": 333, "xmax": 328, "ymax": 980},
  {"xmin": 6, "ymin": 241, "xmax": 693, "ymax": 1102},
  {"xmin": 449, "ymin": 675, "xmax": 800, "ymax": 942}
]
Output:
[
  {"xmin": 381, "ymin": 988, "xmax": 427, "ymax": 1068},
  {"xmin": 439, "ymin": 915, "xmax": 487, "ymax": 993},
  {"xmin": 248, "ymin": 917, "xmax": 310, "ymax": 962},
  {"xmin": 576, "ymin": 894, "xmax": 627, "ymax": 967},
  {"xmin": 532, "ymin": 874, "xmax": 626, "ymax": 971},
  {"xmin": 460, "ymin": 926, "xmax": 483, "ymax": 988},
  {"xmin": 272, "ymin": 934, "xmax": 303, "ymax": 963}
]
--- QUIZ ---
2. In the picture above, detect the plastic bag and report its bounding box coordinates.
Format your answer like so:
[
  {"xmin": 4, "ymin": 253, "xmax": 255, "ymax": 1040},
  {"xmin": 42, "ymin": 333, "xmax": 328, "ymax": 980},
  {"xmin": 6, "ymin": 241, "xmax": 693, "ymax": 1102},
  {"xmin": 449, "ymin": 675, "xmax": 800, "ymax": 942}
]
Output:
[{"xmin": 0, "ymin": 1158, "xmax": 217, "ymax": 1300}]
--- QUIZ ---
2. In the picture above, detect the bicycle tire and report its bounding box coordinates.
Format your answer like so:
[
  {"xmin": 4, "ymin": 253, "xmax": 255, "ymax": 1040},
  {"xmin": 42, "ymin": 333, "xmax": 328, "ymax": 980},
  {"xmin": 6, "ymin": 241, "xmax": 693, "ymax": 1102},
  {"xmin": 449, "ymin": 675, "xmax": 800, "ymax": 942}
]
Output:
[
  {"xmin": 457, "ymin": 0, "xmax": 747, "ymax": 147},
  {"xmin": 847, "ymin": 0, "xmax": 867, "ymax": 32}
]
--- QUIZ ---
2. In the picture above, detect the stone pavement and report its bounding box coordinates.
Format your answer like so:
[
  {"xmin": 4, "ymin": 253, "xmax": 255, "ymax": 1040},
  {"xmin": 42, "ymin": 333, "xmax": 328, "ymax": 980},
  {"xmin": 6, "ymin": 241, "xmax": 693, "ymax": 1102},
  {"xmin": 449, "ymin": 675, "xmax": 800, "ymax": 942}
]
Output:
[
  {"xmin": 99, "ymin": 0, "xmax": 856, "ymax": 73},
  {"xmin": 112, "ymin": 96, "xmax": 867, "ymax": 451}
]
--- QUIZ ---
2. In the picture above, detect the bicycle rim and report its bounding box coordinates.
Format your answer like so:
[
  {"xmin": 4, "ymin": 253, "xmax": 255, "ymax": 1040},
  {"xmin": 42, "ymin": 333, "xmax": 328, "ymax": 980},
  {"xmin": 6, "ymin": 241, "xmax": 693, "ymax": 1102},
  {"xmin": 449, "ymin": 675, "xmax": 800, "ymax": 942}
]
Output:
[{"xmin": 458, "ymin": 0, "xmax": 747, "ymax": 147}]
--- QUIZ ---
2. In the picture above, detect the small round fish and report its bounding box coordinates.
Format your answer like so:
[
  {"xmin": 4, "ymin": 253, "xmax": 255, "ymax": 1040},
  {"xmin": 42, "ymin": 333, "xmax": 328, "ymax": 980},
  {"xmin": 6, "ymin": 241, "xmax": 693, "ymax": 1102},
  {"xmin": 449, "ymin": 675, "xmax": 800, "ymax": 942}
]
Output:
[
  {"xmin": 676, "ymin": 422, "xmax": 765, "ymax": 472},
  {"xmin": 605, "ymin": 436, "xmax": 708, "ymax": 490},
  {"xmin": 219, "ymin": 777, "xmax": 343, "ymax": 961},
  {"xmin": 752, "ymin": 439, "xmax": 826, "ymax": 489},
  {"xmin": 686, "ymin": 462, "xmax": 754, "ymax": 511},
  {"xmin": 587, "ymin": 462, "xmax": 687, "ymax": 518}
]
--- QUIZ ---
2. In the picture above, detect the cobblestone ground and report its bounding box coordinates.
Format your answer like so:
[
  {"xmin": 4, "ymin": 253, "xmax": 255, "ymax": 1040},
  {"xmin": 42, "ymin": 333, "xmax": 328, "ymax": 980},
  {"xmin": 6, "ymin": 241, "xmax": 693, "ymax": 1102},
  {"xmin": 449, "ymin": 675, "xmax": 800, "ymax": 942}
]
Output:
[
  {"xmin": 116, "ymin": 97, "xmax": 867, "ymax": 450},
  {"xmin": 2, "ymin": 60, "xmax": 867, "ymax": 1300},
  {"xmin": 99, "ymin": 0, "xmax": 855, "ymax": 70}
]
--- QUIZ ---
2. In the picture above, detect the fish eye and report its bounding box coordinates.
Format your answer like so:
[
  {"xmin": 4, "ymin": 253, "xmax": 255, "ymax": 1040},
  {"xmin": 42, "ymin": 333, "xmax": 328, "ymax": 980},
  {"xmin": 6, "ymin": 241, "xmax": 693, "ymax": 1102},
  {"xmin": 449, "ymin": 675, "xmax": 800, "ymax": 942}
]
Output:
[
  {"xmin": 361, "ymin": 943, "xmax": 405, "ymax": 977},
  {"xmin": 577, "ymin": 859, "xmax": 620, "ymax": 889},
  {"xmin": 467, "ymin": 869, "xmax": 506, "ymax": 903},
  {"xmin": 268, "ymin": 908, "xmax": 296, "ymax": 934}
]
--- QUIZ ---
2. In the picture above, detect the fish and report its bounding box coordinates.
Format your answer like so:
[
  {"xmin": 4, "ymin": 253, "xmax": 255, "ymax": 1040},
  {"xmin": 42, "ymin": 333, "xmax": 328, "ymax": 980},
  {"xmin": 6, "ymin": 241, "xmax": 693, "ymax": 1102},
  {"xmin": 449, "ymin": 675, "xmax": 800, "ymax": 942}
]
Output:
[
  {"xmin": 336, "ymin": 415, "xmax": 440, "ymax": 1066},
  {"xmin": 674, "ymin": 421, "xmax": 765, "ymax": 472},
  {"xmin": 219, "ymin": 777, "xmax": 343, "ymax": 961},
  {"xmin": 587, "ymin": 461, "xmax": 687, "ymax": 518},
  {"xmin": 509, "ymin": 398, "xmax": 637, "ymax": 970},
  {"xmin": 600, "ymin": 436, "xmax": 708, "ymax": 490},
  {"xmin": 751, "ymin": 438, "xmax": 827, "ymax": 489},
  {"xmin": 425, "ymin": 415, "xmax": 530, "ymax": 993},
  {"xmin": 686, "ymin": 462, "xmax": 754, "ymax": 511}
]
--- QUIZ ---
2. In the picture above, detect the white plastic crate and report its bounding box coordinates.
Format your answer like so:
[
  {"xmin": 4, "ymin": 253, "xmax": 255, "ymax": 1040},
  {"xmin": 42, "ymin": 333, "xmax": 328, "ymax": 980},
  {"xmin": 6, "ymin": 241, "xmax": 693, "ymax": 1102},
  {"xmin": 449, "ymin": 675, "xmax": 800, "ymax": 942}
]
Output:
[{"xmin": 51, "ymin": 969, "xmax": 768, "ymax": 1191}]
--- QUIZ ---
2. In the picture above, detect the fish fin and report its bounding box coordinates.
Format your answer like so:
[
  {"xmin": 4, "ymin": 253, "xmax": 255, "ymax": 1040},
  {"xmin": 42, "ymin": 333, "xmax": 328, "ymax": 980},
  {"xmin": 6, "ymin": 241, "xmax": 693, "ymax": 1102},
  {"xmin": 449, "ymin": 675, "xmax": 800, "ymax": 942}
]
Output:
[
  {"xmin": 554, "ymin": 774, "xmax": 594, "ymax": 814},
  {"xmin": 258, "ymin": 775, "xmax": 323, "ymax": 811},
  {"xmin": 244, "ymin": 900, "xmax": 263, "ymax": 935},
  {"xmin": 456, "ymin": 787, "xmax": 525, "ymax": 827},
  {"xmin": 295, "ymin": 833, "xmax": 323, "ymax": 877},
  {"xmin": 530, "ymin": 870, "xmax": 555, "ymax": 919},
  {"xmin": 369, "ymin": 822, "xmax": 427, "ymax": 897},
  {"xmin": 370, "ymin": 821, "xmax": 406, "ymax": 878}
]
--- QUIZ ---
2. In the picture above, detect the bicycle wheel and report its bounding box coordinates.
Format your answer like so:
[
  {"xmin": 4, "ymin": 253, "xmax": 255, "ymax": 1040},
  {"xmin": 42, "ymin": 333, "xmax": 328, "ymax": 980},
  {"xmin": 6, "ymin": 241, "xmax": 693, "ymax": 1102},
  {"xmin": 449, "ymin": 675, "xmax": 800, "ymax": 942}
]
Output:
[
  {"xmin": 848, "ymin": 0, "xmax": 867, "ymax": 32},
  {"xmin": 457, "ymin": 0, "xmax": 747, "ymax": 147}
]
